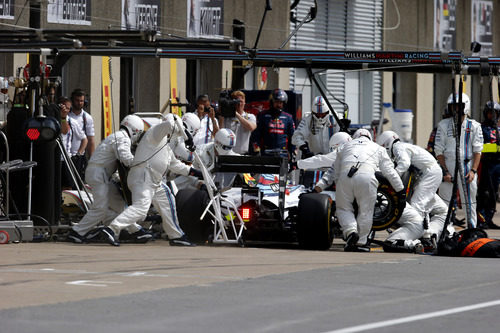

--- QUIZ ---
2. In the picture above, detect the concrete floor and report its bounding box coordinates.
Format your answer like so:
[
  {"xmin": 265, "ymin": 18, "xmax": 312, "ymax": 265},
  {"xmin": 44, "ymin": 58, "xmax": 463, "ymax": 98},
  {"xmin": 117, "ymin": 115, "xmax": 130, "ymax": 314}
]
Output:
[{"xmin": 0, "ymin": 208, "xmax": 499, "ymax": 332}]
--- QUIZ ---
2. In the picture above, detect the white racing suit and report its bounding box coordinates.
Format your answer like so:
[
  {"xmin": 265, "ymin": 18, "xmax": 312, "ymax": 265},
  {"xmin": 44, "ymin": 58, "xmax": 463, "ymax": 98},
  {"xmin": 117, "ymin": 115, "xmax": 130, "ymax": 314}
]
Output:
[
  {"xmin": 434, "ymin": 117, "xmax": 483, "ymax": 227},
  {"xmin": 392, "ymin": 141, "xmax": 442, "ymax": 218},
  {"xmin": 194, "ymin": 142, "xmax": 217, "ymax": 171},
  {"xmin": 313, "ymin": 152, "xmax": 337, "ymax": 191},
  {"xmin": 194, "ymin": 142, "xmax": 239, "ymax": 171},
  {"xmin": 386, "ymin": 194, "xmax": 453, "ymax": 249},
  {"xmin": 297, "ymin": 151, "xmax": 336, "ymax": 170},
  {"xmin": 334, "ymin": 137, "xmax": 404, "ymax": 245},
  {"xmin": 386, "ymin": 203, "xmax": 423, "ymax": 243},
  {"xmin": 108, "ymin": 121, "xmax": 191, "ymax": 239},
  {"xmin": 425, "ymin": 194, "xmax": 455, "ymax": 240},
  {"xmin": 292, "ymin": 113, "xmax": 339, "ymax": 155},
  {"xmin": 167, "ymin": 137, "xmax": 200, "ymax": 193},
  {"xmin": 73, "ymin": 130, "xmax": 140, "ymax": 236},
  {"xmin": 169, "ymin": 142, "xmax": 240, "ymax": 194}
]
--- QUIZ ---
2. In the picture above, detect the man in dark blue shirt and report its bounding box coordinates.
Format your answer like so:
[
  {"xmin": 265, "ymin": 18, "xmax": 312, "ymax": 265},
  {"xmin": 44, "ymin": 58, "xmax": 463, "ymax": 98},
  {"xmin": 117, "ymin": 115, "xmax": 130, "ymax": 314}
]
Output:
[
  {"xmin": 478, "ymin": 101, "xmax": 500, "ymax": 229},
  {"xmin": 253, "ymin": 89, "xmax": 295, "ymax": 157}
]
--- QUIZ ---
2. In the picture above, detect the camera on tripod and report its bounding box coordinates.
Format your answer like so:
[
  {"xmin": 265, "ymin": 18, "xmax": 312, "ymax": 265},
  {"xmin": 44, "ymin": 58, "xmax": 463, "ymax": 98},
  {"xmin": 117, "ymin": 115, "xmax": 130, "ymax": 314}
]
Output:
[{"xmin": 218, "ymin": 90, "xmax": 240, "ymax": 118}]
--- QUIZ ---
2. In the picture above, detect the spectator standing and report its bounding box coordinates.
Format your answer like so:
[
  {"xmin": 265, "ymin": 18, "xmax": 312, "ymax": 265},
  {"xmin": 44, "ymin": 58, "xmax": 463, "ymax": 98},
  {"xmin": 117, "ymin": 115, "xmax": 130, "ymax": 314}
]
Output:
[
  {"xmin": 69, "ymin": 89, "xmax": 95, "ymax": 181},
  {"xmin": 478, "ymin": 101, "xmax": 500, "ymax": 229},
  {"xmin": 46, "ymin": 84, "xmax": 57, "ymax": 104},
  {"xmin": 193, "ymin": 94, "xmax": 219, "ymax": 146},
  {"xmin": 219, "ymin": 90, "xmax": 256, "ymax": 154},
  {"xmin": 59, "ymin": 96, "xmax": 87, "ymax": 189}
]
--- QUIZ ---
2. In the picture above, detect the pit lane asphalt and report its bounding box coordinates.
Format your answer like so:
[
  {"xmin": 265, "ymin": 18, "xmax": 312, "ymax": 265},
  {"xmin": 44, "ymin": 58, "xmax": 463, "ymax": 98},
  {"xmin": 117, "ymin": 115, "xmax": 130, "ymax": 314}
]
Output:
[{"xmin": 1, "ymin": 226, "xmax": 500, "ymax": 333}]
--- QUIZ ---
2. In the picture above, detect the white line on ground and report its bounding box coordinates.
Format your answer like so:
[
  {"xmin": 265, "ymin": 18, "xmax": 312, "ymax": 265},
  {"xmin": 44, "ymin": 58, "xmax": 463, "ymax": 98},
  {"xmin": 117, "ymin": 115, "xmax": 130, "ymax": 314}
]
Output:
[
  {"xmin": 324, "ymin": 299, "xmax": 500, "ymax": 333},
  {"xmin": 66, "ymin": 280, "xmax": 123, "ymax": 287},
  {"xmin": 0, "ymin": 268, "xmax": 243, "ymax": 280}
]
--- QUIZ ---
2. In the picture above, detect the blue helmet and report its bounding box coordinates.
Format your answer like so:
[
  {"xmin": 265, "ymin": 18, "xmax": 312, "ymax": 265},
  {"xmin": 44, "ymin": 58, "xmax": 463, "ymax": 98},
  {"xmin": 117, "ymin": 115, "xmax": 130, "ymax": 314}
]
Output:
[{"xmin": 271, "ymin": 89, "xmax": 288, "ymax": 104}]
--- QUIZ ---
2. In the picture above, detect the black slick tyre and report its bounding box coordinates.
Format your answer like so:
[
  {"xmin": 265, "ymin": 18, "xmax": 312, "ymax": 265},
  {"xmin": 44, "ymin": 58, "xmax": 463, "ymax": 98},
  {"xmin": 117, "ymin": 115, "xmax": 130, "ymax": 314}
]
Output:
[
  {"xmin": 175, "ymin": 189, "xmax": 211, "ymax": 244},
  {"xmin": 297, "ymin": 193, "xmax": 334, "ymax": 250},
  {"xmin": 373, "ymin": 172, "xmax": 405, "ymax": 231}
]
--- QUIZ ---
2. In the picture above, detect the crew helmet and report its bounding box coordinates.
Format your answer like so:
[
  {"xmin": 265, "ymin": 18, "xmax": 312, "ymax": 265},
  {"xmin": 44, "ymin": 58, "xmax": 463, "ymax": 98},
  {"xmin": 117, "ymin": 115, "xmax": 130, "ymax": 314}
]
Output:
[
  {"xmin": 271, "ymin": 89, "xmax": 288, "ymax": 104},
  {"xmin": 120, "ymin": 114, "xmax": 144, "ymax": 143},
  {"xmin": 447, "ymin": 93, "xmax": 471, "ymax": 115},
  {"xmin": 164, "ymin": 113, "xmax": 185, "ymax": 139},
  {"xmin": 483, "ymin": 101, "xmax": 500, "ymax": 119},
  {"xmin": 376, "ymin": 130, "xmax": 400, "ymax": 153},
  {"xmin": 182, "ymin": 112, "xmax": 201, "ymax": 136},
  {"xmin": 214, "ymin": 128, "xmax": 236, "ymax": 155},
  {"xmin": 311, "ymin": 96, "xmax": 329, "ymax": 115},
  {"xmin": 311, "ymin": 96, "xmax": 330, "ymax": 126},
  {"xmin": 0, "ymin": 76, "xmax": 8, "ymax": 92},
  {"xmin": 352, "ymin": 128, "xmax": 373, "ymax": 141},
  {"xmin": 329, "ymin": 132, "xmax": 352, "ymax": 152}
]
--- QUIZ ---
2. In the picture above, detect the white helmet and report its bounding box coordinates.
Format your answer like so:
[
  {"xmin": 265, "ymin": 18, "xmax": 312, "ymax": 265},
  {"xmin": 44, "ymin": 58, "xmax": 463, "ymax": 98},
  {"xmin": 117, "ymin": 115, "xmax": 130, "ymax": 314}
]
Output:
[
  {"xmin": 164, "ymin": 113, "xmax": 185, "ymax": 139},
  {"xmin": 447, "ymin": 93, "xmax": 471, "ymax": 115},
  {"xmin": 352, "ymin": 128, "xmax": 372, "ymax": 141},
  {"xmin": 0, "ymin": 77, "xmax": 8, "ymax": 91},
  {"xmin": 329, "ymin": 132, "xmax": 352, "ymax": 152},
  {"xmin": 182, "ymin": 112, "xmax": 201, "ymax": 136},
  {"xmin": 214, "ymin": 128, "xmax": 236, "ymax": 155},
  {"xmin": 376, "ymin": 130, "xmax": 400, "ymax": 153},
  {"xmin": 120, "ymin": 114, "xmax": 144, "ymax": 144},
  {"xmin": 173, "ymin": 143, "xmax": 194, "ymax": 163},
  {"xmin": 311, "ymin": 96, "xmax": 330, "ymax": 126}
]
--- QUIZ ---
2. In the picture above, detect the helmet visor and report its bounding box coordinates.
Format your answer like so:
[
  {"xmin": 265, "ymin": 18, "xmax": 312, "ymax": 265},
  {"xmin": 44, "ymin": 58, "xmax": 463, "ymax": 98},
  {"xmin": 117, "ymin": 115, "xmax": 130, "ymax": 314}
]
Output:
[
  {"xmin": 313, "ymin": 112, "xmax": 328, "ymax": 119},
  {"xmin": 447, "ymin": 103, "xmax": 465, "ymax": 115}
]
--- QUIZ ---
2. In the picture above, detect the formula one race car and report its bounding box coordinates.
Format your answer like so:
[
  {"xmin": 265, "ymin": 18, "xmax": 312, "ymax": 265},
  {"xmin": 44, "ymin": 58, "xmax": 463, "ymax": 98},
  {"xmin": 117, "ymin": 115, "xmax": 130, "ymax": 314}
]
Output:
[{"xmin": 175, "ymin": 154, "xmax": 407, "ymax": 250}]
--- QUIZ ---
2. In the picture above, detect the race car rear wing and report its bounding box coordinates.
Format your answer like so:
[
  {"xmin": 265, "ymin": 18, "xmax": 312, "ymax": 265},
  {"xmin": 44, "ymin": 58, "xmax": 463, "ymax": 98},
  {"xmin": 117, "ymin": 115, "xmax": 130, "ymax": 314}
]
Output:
[
  {"xmin": 215, "ymin": 155, "xmax": 285, "ymax": 174},
  {"xmin": 215, "ymin": 155, "xmax": 288, "ymax": 220}
]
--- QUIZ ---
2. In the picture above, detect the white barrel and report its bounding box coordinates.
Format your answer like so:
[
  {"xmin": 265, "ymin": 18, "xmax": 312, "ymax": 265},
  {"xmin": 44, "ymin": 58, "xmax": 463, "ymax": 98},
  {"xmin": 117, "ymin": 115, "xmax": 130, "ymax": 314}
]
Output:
[{"xmin": 390, "ymin": 108, "xmax": 413, "ymax": 142}]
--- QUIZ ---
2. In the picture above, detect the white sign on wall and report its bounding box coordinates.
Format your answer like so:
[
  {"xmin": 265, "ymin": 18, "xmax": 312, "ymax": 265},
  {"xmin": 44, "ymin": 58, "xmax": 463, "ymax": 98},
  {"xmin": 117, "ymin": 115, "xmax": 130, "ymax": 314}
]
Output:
[
  {"xmin": 433, "ymin": 0, "xmax": 456, "ymax": 51},
  {"xmin": 121, "ymin": 0, "xmax": 160, "ymax": 30},
  {"xmin": 187, "ymin": 0, "xmax": 224, "ymax": 38},
  {"xmin": 471, "ymin": 0, "xmax": 493, "ymax": 56},
  {"xmin": 0, "ymin": 0, "xmax": 14, "ymax": 19},
  {"xmin": 47, "ymin": 0, "xmax": 91, "ymax": 25}
]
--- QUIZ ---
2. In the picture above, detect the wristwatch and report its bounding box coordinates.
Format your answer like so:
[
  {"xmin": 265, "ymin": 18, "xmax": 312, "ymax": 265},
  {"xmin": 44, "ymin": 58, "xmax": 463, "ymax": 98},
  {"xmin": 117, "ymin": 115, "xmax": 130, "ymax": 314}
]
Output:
[{"xmin": 471, "ymin": 169, "xmax": 477, "ymax": 174}]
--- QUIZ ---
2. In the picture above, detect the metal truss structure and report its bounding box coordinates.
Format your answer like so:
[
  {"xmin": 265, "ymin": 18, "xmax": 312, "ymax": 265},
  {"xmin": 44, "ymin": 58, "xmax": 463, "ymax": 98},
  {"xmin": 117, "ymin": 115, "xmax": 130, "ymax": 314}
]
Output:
[{"xmin": 0, "ymin": 29, "xmax": 498, "ymax": 75}]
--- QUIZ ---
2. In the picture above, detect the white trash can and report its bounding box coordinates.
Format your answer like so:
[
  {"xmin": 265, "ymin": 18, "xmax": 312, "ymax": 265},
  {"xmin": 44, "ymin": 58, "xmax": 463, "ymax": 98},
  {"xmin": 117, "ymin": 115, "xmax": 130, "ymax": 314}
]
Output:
[{"xmin": 390, "ymin": 108, "xmax": 413, "ymax": 142}]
